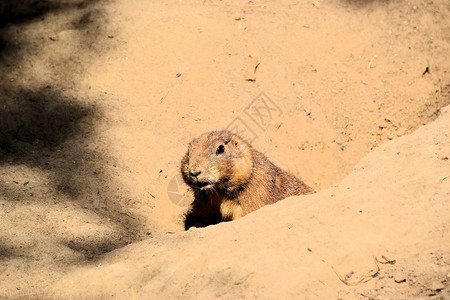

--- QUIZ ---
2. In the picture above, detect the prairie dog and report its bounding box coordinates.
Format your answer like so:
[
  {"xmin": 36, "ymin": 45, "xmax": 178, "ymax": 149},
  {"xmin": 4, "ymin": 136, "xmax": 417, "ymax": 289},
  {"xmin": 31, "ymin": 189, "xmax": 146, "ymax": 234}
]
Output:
[{"xmin": 181, "ymin": 130, "xmax": 314, "ymax": 230}]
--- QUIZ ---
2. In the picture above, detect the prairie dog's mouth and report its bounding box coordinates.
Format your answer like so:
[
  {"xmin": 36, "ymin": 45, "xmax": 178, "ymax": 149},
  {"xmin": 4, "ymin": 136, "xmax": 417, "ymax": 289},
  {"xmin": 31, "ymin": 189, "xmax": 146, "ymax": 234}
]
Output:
[
  {"xmin": 191, "ymin": 180, "xmax": 214, "ymax": 190},
  {"xmin": 200, "ymin": 183, "xmax": 214, "ymax": 190}
]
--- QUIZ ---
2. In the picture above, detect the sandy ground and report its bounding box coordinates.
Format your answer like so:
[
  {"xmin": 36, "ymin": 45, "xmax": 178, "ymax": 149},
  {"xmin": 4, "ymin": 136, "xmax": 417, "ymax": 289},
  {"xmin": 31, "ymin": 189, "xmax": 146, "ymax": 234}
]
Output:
[{"xmin": 0, "ymin": 0, "xmax": 449, "ymax": 298}]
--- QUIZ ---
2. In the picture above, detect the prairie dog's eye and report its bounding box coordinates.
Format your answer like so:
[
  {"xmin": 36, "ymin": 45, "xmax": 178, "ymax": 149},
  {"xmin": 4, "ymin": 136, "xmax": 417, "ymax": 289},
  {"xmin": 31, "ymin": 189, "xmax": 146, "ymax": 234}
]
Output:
[{"xmin": 216, "ymin": 145, "xmax": 225, "ymax": 155}]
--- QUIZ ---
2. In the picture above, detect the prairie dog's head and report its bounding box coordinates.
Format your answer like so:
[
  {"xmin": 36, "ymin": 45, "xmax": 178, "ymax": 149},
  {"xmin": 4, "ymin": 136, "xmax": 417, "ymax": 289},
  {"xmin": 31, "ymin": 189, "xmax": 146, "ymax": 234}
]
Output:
[{"xmin": 181, "ymin": 131, "xmax": 253, "ymax": 192}]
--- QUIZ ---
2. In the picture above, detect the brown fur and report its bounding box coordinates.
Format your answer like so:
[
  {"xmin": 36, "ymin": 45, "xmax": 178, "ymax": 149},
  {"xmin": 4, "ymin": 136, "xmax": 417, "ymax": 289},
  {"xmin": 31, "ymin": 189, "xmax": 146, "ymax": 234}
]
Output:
[{"xmin": 181, "ymin": 130, "xmax": 314, "ymax": 230}]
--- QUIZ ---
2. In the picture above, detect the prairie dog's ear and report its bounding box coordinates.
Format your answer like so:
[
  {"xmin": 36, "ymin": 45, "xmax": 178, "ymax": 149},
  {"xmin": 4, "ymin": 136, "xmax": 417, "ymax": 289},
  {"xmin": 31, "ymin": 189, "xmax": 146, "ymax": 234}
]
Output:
[
  {"xmin": 230, "ymin": 134, "xmax": 250, "ymax": 155},
  {"xmin": 231, "ymin": 135, "xmax": 238, "ymax": 146}
]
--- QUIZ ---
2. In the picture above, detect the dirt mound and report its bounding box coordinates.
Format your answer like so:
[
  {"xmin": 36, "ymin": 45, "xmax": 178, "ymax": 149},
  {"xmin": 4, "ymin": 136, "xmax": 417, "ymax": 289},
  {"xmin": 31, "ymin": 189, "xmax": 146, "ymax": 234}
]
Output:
[
  {"xmin": 0, "ymin": 0, "xmax": 449, "ymax": 298},
  {"xmin": 52, "ymin": 105, "xmax": 450, "ymax": 298}
]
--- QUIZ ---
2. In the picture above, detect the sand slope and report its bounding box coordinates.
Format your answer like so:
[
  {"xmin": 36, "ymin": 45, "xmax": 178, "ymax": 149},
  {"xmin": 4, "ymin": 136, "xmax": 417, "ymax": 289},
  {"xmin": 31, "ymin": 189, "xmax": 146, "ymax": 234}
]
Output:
[{"xmin": 52, "ymin": 105, "xmax": 449, "ymax": 298}]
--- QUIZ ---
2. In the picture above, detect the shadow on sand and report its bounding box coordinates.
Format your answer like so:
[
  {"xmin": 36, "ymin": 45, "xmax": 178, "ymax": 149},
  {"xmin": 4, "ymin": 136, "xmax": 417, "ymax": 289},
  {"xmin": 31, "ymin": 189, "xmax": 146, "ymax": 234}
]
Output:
[{"xmin": 0, "ymin": 0, "xmax": 145, "ymax": 262}]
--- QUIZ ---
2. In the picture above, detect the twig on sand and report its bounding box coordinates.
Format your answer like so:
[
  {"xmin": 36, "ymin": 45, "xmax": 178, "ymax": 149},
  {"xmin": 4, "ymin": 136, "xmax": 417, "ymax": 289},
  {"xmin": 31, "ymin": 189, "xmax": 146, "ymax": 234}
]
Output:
[
  {"xmin": 368, "ymin": 55, "xmax": 377, "ymax": 69},
  {"xmin": 160, "ymin": 83, "xmax": 174, "ymax": 103},
  {"xmin": 246, "ymin": 56, "xmax": 261, "ymax": 81},
  {"xmin": 332, "ymin": 256, "xmax": 380, "ymax": 286},
  {"xmin": 130, "ymin": 286, "xmax": 135, "ymax": 300},
  {"xmin": 378, "ymin": 255, "xmax": 396, "ymax": 264}
]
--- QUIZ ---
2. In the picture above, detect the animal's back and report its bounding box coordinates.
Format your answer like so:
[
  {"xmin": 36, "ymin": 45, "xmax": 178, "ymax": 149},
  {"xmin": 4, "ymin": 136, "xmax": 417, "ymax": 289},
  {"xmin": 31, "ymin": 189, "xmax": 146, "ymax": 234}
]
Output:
[{"xmin": 236, "ymin": 149, "xmax": 314, "ymax": 214}]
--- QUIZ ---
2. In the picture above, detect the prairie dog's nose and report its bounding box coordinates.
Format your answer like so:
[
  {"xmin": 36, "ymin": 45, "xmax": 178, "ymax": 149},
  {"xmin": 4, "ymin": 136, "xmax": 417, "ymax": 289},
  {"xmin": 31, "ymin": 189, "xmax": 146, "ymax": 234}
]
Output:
[{"xmin": 189, "ymin": 170, "xmax": 201, "ymax": 177}]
